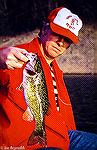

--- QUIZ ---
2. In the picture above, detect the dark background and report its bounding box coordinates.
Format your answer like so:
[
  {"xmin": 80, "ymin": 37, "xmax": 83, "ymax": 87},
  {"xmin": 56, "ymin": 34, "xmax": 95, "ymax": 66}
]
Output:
[
  {"xmin": 0, "ymin": 0, "xmax": 97, "ymax": 35},
  {"xmin": 64, "ymin": 74, "xmax": 97, "ymax": 134}
]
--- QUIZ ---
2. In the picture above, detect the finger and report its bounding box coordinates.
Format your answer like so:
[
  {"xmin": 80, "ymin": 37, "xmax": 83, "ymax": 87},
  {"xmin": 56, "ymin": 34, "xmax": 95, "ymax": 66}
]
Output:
[
  {"xmin": 11, "ymin": 48, "xmax": 29, "ymax": 62},
  {"xmin": 7, "ymin": 53, "xmax": 25, "ymax": 67},
  {"xmin": 11, "ymin": 47, "xmax": 27, "ymax": 54},
  {"xmin": 6, "ymin": 60, "xmax": 24, "ymax": 69},
  {"xmin": 15, "ymin": 52, "xmax": 28, "ymax": 62},
  {"xmin": 7, "ymin": 54, "xmax": 19, "ymax": 62},
  {"xmin": 7, "ymin": 53, "xmax": 26, "ymax": 65},
  {"xmin": 6, "ymin": 61, "xmax": 15, "ymax": 70}
]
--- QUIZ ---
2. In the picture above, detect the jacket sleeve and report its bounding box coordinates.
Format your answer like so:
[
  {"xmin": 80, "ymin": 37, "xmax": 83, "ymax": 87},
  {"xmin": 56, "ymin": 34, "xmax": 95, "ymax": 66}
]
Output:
[{"xmin": 0, "ymin": 69, "xmax": 9, "ymax": 104}]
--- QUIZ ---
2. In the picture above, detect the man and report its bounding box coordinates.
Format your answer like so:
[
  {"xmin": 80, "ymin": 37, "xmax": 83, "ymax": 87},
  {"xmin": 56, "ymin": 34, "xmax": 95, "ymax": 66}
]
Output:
[{"xmin": 0, "ymin": 7, "xmax": 97, "ymax": 150}]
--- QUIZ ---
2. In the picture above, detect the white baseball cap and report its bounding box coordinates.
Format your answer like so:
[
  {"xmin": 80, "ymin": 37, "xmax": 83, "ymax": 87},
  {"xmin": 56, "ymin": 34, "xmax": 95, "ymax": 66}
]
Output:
[{"xmin": 48, "ymin": 7, "xmax": 83, "ymax": 44}]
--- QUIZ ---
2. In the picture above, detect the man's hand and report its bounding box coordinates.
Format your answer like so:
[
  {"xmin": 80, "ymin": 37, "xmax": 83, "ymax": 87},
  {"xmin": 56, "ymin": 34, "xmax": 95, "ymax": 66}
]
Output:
[{"xmin": 0, "ymin": 47, "xmax": 29, "ymax": 69}]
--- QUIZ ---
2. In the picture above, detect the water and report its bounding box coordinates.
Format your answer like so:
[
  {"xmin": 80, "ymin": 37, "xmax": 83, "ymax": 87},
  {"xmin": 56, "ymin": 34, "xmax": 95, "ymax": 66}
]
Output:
[{"xmin": 63, "ymin": 74, "xmax": 97, "ymax": 134}]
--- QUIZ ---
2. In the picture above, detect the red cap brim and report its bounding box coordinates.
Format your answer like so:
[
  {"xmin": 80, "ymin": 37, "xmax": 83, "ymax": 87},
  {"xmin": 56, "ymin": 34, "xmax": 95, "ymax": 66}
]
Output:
[{"xmin": 50, "ymin": 22, "xmax": 78, "ymax": 44}]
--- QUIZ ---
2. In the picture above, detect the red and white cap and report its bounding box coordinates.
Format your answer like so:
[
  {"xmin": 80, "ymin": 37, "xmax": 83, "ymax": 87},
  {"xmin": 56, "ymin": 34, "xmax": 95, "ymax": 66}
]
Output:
[{"xmin": 48, "ymin": 7, "xmax": 83, "ymax": 44}]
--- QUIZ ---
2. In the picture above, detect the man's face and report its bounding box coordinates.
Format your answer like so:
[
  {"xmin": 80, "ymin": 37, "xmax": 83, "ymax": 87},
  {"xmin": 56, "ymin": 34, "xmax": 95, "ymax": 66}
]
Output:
[{"xmin": 41, "ymin": 28, "xmax": 72, "ymax": 59}]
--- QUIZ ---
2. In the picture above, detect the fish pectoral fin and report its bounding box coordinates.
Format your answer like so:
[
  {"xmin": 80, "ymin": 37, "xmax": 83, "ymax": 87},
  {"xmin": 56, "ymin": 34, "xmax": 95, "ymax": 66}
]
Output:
[
  {"xmin": 27, "ymin": 130, "xmax": 47, "ymax": 147},
  {"xmin": 22, "ymin": 107, "xmax": 34, "ymax": 122}
]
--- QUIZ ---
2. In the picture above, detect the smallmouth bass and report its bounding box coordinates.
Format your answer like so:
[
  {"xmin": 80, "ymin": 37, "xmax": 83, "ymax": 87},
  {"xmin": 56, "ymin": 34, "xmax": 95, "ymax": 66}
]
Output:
[{"xmin": 23, "ymin": 53, "xmax": 49, "ymax": 147}]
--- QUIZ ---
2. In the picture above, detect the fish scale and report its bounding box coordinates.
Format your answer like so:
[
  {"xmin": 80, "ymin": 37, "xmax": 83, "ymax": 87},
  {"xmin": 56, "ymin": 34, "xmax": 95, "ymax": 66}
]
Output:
[{"xmin": 22, "ymin": 52, "xmax": 49, "ymax": 147}]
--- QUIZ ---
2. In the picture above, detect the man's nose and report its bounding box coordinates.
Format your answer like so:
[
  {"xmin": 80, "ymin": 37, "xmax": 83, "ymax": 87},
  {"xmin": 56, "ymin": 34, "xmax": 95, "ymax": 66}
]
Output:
[{"xmin": 57, "ymin": 38, "xmax": 65, "ymax": 47}]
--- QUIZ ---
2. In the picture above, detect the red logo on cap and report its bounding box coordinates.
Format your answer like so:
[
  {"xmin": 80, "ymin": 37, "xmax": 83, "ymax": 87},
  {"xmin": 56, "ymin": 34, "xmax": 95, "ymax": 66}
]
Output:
[
  {"xmin": 71, "ymin": 18, "xmax": 78, "ymax": 25},
  {"xmin": 66, "ymin": 15, "xmax": 78, "ymax": 30}
]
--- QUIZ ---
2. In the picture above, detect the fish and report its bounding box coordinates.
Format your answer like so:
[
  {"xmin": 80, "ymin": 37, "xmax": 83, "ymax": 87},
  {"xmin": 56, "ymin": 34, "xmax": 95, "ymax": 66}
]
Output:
[{"xmin": 22, "ymin": 52, "xmax": 49, "ymax": 147}]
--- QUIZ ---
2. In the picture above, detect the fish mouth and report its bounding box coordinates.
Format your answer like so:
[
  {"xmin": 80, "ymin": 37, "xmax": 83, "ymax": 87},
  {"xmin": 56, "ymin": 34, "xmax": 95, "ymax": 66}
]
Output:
[
  {"xmin": 26, "ymin": 69, "xmax": 36, "ymax": 76},
  {"xmin": 25, "ymin": 62, "xmax": 36, "ymax": 76},
  {"xmin": 24, "ymin": 68, "xmax": 36, "ymax": 76},
  {"xmin": 24, "ymin": 52, "xmax": 37, "ymax": 76}
]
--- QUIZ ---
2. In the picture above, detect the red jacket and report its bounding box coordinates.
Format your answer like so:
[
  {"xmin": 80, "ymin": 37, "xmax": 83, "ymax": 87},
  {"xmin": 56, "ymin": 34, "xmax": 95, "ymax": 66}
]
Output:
[{"xmin": 0, "ymin": 38, "xmax": 76, "ymax": 150}]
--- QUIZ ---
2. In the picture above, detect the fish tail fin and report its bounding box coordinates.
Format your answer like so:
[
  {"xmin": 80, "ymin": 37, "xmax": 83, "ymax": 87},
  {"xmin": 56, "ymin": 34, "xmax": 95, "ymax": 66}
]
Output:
[{"xmin": 27, "ymin": 130, "xmax": 47, "ymax": 147}]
